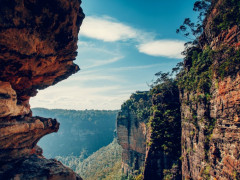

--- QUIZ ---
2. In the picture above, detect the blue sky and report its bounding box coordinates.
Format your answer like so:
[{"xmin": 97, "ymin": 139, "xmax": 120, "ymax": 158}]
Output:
[{"xmin": 31, "ymin": 0, "xmax": 197, "ymax": 110}]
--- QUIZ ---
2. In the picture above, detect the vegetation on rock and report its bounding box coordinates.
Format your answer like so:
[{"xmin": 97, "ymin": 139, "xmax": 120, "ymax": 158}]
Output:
[
  {"xmin": 148, "ymin": 76, "xmax": 181, "ymax": 156},
  {"xmin": 120, "ymin": 91, "xmax": 152, "ymax": 121},
  {"xmin": 144, "ymin": 73, "xmax": 182, "ymax": 180},
  {"xmin": 177, "ymin": 0, "xmax": 240, "ymax": 179},
  {"xmin": 211, "ymin": 0, "xmax": 240, "ymax": 34}
]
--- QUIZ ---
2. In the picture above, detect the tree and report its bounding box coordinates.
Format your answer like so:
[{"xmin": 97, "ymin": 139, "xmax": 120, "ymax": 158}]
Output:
[{"xmin": 176, "ymin": 0, "xmax": 211, "ymax": 49}]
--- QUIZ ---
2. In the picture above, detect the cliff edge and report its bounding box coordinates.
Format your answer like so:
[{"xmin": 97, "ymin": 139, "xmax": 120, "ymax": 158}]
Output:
[
  {"xmin": 0, "ymin": 0, "xmax": 84, "ymax": 179},
  {"xmin": 180, "ymin": 0, "xmax": 240, "ymax": 179},
  {"xmin": 117, "ymin": 91, "xmax": 151, "ymax": 177},
  {"xmin": 117, "ymin": 0, "xmax": 240, "ymax": 179}
]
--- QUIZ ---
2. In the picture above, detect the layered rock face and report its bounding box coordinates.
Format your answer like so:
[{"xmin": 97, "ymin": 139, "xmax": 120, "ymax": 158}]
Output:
[
  {"xmin": 209, "ymin": 74, "xmax": 240, "ymax": 178},
  {"xmin": 117, "ymin": 87, "xmax": 182, "ymax": 179},
  {"xmin": 0, "ymin": 0, "xmax": 84, "ymax": 179},
  {"xmin": 181, "ymin": 74, "xmax": 240, "ymax": 179},
  {"xmin": 117, "ymin": 92, "xmax": 151, "ymax": 176},
  {"xmin": 181, "ymin": 46, "xmax": 240, "ymax": 180},
  {"xmin": 117, "ymin": 1, "xmax": 240, "ymax": 179},
  {"xmin": 181, "ymin": 0, "xmax": 240, "ymax": 179}
]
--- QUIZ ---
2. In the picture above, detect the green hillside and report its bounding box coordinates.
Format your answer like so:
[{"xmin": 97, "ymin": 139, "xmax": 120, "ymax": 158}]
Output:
[{"xmin": 56, "ymin": 139, "xmax": 123, "ymax": 180}]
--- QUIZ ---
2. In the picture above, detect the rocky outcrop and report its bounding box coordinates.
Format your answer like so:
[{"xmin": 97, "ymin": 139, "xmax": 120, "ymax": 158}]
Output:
[
  {"xmin": 181, "ymin": 52, "xmax": 240, "ymax": 180},
  {"xmin": 117, "ymin": 91, "xmax": 151, "ymax": 176},
  {"xmin": 209, "ymin": 74, "xmax": 240, "ymax": 178},
  {"xmin": 0, "ymin": 115, "xmax": 59, "ymax": 164},
  {"xmin": 0, "ymin": 0, "xmax": 84, "ymax": 179},
  {"xmin": 1, "ymin": 151, "xmax": 82, "ymax": 180},
  {"xmin": 117, "ymin": 1, "xmax": 240, "ymax": 180},
  {"xmin": 180, "ymin": 0, "xmax": 240, "ymax": 179},
  {"xmin": 117, "ymin": 87, "xmax": 182, "ymax": 180}
]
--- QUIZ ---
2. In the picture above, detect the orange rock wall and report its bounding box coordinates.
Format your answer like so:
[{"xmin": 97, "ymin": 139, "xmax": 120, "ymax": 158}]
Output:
[
  {"xmin": 181, "ymin": 1, "xmax": 240, "ymax": 179},
  {"xmin": 0, "ymin": 0, "xmax": 84, "ymax": 179}
]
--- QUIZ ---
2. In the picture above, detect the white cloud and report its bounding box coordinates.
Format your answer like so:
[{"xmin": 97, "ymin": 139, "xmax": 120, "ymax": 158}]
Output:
[
  {"xmin": 30, "ymin": 16, "xmax": 187, "ymax": 111},
  {"xmin": 30, "ymin": 85, "xmax": 130, "ymax": 110},
  {"xmin": 84, "ymin": 56, "xmax": 123, "ymax": 69},
  {"xmin": 77, "ymin": 41, "xmax": 95, "ymax": 47},
  {"xmin": 138, "ymin": 40, "xmax": 185, "ymax": 59},
  {"xmin": 80, "ymin": 16, "xmax": 138, "ymax": 42},
  {"xmin": 79, "ymin": 16, "xmax": 185, "ymax": 59}
]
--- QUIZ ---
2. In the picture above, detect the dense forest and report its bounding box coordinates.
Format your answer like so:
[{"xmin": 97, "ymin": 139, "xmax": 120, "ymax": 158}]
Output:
[
  {"xmin": 32, "ymin": 108, "xmax": 118, "ymax": 158},
  {"xmin": 56, "ymin": 139, "xmax": 123, "ymax": 180}
]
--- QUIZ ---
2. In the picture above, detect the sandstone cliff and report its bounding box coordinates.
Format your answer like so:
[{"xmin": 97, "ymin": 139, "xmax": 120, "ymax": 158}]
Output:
[
  {"xmin": 180, "ymin": 0, "xmax": 240, "ymax": 179},
  {"xmin": 0, "ymin": 0, "xmax": 84, "ymax": 179},
  {"xmin": 117, "ymin": 1, "xmax": 240, "ymax": 179},
  {"xmin": 117, "ymin": 86, "xmax": 181, "ymax": 179},
  {"xmin": 117, "ymin": 91, "xmax": 151, "ymax": 177}
]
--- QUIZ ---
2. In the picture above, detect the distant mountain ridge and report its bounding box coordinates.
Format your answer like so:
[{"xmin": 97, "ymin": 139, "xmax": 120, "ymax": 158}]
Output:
[{"xmin": 32, "ymin": 108, "xmax": 119, "ymax": 158}]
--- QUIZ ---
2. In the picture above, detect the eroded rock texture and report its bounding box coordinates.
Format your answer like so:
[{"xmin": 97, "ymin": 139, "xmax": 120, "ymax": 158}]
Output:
[
  {"xmin": 181, "ymin": 0, "xmax": 240, "ymax": 179},
  {"xmin": 117, "ymin": 92, "xmax": 151, "ymax": 177},
  {"xmin": 117, "ymin": 88, "xmax": 181, "ymax": 180},
  {"xmin": 0, "ymin": 0, "xmax": 84, "ymax": 179},
  {"xmin": 117, "ymin": 1, "xmax": 240, "ymax": 179}
]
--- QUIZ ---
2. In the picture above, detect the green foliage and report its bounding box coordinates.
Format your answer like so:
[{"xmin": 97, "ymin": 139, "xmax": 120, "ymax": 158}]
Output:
[
  {"xmin": 56, "ymin": 139, "xmax": 123, "ymax": 180},
  {"xmin": 163, "ymin": 163, "xmax": 180, "ymax": 180},
  {"xmin": 233, "ymin": 170, "xmax": 240, "ymax": 180},
  {"xmin": 178, "ymin": 46, "xmax": 214, "ymax": 93},
  {"xmin": 144, "ymin": 74, "xmax": 182, "ymax": 179},
  {"xmin": 211, "ymin": 0, "xmax": 240, "ymax": 34},
  {"xmin": 163, "ymin": 169, "xmax": 173, "ymax": 180},
  {"xmin": 178, "ymin": 45, "xmax": 240, "ymax": 93},
  {"xmin": 215, "ymin": 47, "xmax": 240, "ymax": 79},
  {"xmin": 176, "ymin": 0, "xmax": 211, "ymax": 48},
  {"xmin": 148, "ymin": 78, "xmax": 181, "ymax": 158},
  {"xmin": 201, "ymin": 165, "xmax": 211, "ymax": 180},
  {"xmin": 204, "ymin": 118, "xmax": 216, "ymax": 158},
  {"xmin": 134, "ymin": 174, "xmax": 144, "ymax": 180},
  {"xmin": 77, "ymin": 139, "xmax": 123, "ymax": 180},
  {"xmin": 119, "ymin": 91, "xmax": 152, "ymax": 122}
]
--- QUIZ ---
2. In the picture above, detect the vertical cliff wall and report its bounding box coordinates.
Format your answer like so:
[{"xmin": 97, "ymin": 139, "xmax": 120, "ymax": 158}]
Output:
[
  {"xmin": 0, "ymin": 0, "xmax": 84, "ymax": 179},
  {"xmin": 117, "ymin": 1, "xmax": 240, "ymax": 179},
  {"xmin": 117, "ymin": 91, "xmax": 151, "ymax": 177},
  {"xmin": 180, "ymin": 0, "xmax": 240, "ymax": 179},
  {"xmin": 117, "ymin": 84, "xmax": 182, "ymax": 179}
]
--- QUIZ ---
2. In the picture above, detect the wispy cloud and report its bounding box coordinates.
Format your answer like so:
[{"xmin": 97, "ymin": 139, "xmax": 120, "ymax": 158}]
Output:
[
  {"xmin": 76, "ymin": 42, "xmax": 123, "ymax": 69},
  {"xmin": 77, "ymin": 41, "xmax": 95, "ymax": 47},
  {"xmin": 138, "ymin": 40, "xmax": 185, "ymax": 59},
  {"xmin": 80, "ymin": 16, "xmax": 138, "ymax": 42},
  {"xmin": 110, "ymin": 63, "xmax": 164, "ymax": 71},
  {"xmin": 84, "ymin": 56, "xmax": 123, "ymax": 69},
  {"xmin": 60, "ymin": 73, "xmax": 125, "ymax": 84},
  {"xmin": 79, "ymin": 16, "xmax": 185, "ymax": 59}
]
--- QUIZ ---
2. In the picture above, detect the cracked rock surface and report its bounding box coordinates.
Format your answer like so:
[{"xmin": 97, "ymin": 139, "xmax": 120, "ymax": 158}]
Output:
[{"xmin": 0, "ymin": 0, "xmax": 84, "ymax": 179}]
